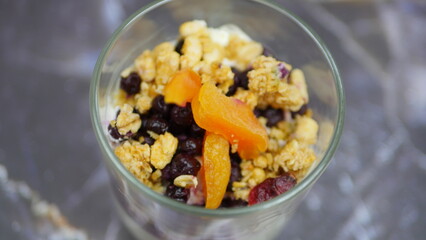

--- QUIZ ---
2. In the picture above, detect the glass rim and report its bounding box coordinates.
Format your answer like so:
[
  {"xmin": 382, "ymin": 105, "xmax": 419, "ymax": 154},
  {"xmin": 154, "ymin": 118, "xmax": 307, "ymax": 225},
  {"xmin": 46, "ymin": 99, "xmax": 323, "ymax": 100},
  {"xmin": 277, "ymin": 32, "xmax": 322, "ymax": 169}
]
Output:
[{"xmin": 90, "ymin": 0, "xmax": 345, "ymax": 217}]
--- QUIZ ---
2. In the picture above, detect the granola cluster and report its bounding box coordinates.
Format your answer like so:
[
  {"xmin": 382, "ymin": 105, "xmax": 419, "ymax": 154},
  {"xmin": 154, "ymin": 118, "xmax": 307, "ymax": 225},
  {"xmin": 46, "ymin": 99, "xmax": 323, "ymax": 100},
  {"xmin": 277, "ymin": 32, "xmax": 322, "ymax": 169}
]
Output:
[{"xmin": 109, "ymin": 20, "xmax": 319, "ymax": 206}]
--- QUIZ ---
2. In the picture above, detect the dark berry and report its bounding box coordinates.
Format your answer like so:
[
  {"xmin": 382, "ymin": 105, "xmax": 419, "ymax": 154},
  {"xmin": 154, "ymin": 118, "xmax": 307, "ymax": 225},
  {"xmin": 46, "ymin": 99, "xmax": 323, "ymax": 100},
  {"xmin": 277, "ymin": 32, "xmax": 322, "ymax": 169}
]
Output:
[
  {"xmin": 263, "ymin": 107, "xmax": 284, "ymax": 127},
  {"xmin": 108, "ymin": 124, "xmax": 122, "ymax": 139},
  {"xmin": 253, "ymin": 108, "xmax": 263, "ymax": 118},
  {"xmin": 190, "ymin": 123, "xmax": 205, "ymax": 138},
  {"xmin": 262, "ymin": 45, "xmax": 275, "ymax": 57},
  {"xmin": 175, "ymin": 39, "xmax": 185, "ymax": 55},
  {"xmin": 227, "ymin": 68, "xmax": 251, "ymax": 96},
  {"xmin": 151, "ymin": 95, "xmax": 170, "ymax": 117},
  {"xmin": 230, "ymin": 152, "xmax": 242, "ymax": 164},
  {"xmin": 220, "ymin": 198, "xmax": 248, "ymax": 208},
  {"xmin": 178, "ymin": 138, "xmax": 202, "ymax": 155},
  {"xmin": 170, "ymin": 104, "xmax": 193, "ymax": 126},
  {"xmin": 238, "ymin": 68, "xmax": 251, "ymax": 90},
  {"xmin": 168, "ymin": 122, "xmax": 186, "ymax": 136},
  {"xmin": 277, "ymin": 63, "xmax": 289, "ymax": 79},
  {"xmin": 248, "ymin": 174, "xmax": 296, "ymax": 205},
  {"xmin": 165, "ymin": 184, "xmax": 189, "ymax": 203},
  {"xmin": 226, "ymin": 68, "xmax": 241, "ymax": 96},
  {"xmin": 291, "ymin": 104, "xmax": 308, "ymax": 118},
  {"xmin": 273, "ymin": 174, "xmax": 297, "ymax": 194},
  {"xmin": 161, "ymin": 153, "xmax": 201, "ymax": 182},
  {"xmin": 161, "ymin": 164, "xmax": 173, "ymax": 184},
  {"xmin": 143, "ymin": 135, "xmax": 155, "ymax": 145},
  {"xmin": 145, "ymin": 116, "xmax": 169, "ymax": 134},
  {"xmin": 177, "ymin": 134, "xmax": 188, "ymax": 141},
  {"xmin": 227, "ymin": 160, "xmax": 242, "ymax": 191},
  {"xmin": 120, "ymin": 72, "xmax": 141, "ymax": 95}
]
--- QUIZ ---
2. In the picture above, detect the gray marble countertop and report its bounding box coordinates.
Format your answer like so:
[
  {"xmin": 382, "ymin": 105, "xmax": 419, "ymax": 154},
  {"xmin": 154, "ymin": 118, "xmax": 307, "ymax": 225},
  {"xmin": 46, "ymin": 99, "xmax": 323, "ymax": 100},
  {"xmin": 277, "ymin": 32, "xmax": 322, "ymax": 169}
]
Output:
[{"xmin": 1, "ymin": 0, "xmax": 425, "ymax": 239}]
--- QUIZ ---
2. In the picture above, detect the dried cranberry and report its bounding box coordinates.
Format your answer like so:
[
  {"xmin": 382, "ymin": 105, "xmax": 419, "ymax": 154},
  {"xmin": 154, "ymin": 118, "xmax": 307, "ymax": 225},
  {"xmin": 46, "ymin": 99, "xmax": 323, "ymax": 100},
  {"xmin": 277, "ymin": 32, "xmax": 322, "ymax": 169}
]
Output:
[
  {"xmin": 220, "ymin": 198, "xmax": 248, "ymax": 208},
  {"xmin": 145, "ymin": 116, "xmax": 169, "ymax": 134},
  {"xmin": 178, "ymin": 138, "xmax": 202, "ymax": 155},
  {"xmin": 161, "ymin": 153, "xmax": 201, "ymax": 182},
  {"xmin": 263, "ymin": 107, "xmax": 284, "ymax": 127},
  {"xmin": 273, "ymin": 174, "xmax": 297, "ymax": 194},
  {"xmin": 277, "ymin": 63, "xmax": 289, "ymax": 79},
  {"xmin": 108, "ymin": 124, "xmax": 122, "ymax": 139},
  {"xmin": 175, "ymin": 39, "xmax": 185, "ymax": 55},
  {"xmin": 291, "ymin": 104, "xmax": 308, "ymax": 118},
  {"xmin": 165, "ymin": 184, "xmax": 189, "ymax": 203},
  {"xmin": 190, "ymin": 123, "xmax": 205, "ymax": 138},
  {"xmin": 120, "ymin": 72, "xmax": 141, "ymax": 96},
  {"xmin": 248, "ymin": 174, "xmax": 296, "ymax": 205},
  {"xmin": 170, "ymin": 104, "xmax": 193, "ymax": 126},
  {"xmin": 151, "ymin": 95, "xmax": 170, "ymax": 117}
]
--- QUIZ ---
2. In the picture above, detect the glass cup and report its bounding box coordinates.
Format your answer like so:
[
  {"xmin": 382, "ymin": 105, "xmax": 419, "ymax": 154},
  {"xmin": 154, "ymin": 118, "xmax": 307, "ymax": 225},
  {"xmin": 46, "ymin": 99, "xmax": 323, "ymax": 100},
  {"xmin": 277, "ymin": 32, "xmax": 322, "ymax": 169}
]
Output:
[{"xmin": 90, "ymin": 0, "xmax": 345, "ymax": 239}]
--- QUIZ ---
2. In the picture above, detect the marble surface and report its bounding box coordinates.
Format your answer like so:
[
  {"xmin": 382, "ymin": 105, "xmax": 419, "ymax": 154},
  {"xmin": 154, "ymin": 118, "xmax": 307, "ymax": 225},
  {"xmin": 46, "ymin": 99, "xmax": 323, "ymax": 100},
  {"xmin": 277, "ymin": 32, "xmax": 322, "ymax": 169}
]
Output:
[{"xmin": 1, "ymin": 0, "xmax": 425, "ymax": 239}]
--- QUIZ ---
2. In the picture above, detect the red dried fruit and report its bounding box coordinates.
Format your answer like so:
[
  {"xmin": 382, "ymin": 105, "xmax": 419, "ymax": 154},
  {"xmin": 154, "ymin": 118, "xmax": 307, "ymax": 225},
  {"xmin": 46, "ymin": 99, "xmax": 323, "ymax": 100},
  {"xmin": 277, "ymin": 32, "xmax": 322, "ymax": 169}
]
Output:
[{"xmin": 248, "ymin": 174, "xmax": 297, "ymax": 205}]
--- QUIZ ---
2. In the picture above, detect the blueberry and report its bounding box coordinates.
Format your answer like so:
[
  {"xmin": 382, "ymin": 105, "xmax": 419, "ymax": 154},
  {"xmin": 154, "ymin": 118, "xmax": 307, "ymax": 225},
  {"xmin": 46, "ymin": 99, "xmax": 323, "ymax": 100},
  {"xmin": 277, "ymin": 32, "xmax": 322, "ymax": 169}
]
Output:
[
  {"xmin": 264, "ymin": 107, "xmax": 284, "ymax": 127},
  {"xmin": 291, "ymin": 104, "xmax": 308, "ymax": 118},
  {"xmin": 165, "ymin": 184, "xmax": 189, "ymax": 203},
  {"xmin": 262, "ymin": 45, "xmax": 275, "ymax": 57},
  {"xmin": 139, "ymin": 113, "xmax": 150, "ymax": 130},
  {"xmin": 120, "ymin": 72, "xmax": 141, "ymax": 95},
  {"xmin": 168, "ymin": 122, "xmax": 187, "ymax": 136},
  {"xmin": 238, "ymin": 68, "xmax": 251, "ymax": 90},
  {"xmin": 175, "ymin": 39, "xmax": 185, "ymax": 55},
  {"xmin": 227, "ymin": 68, "xmax": 251, "ymax": 96},
  {"xmin": 151, "ymin": 95, "xmax": 170, "ymax": 117},
  {"xmin": 178, "ymin": 138, "xmax": 202, "ymax": 155},
  {"xmin": 228, "ymin": 152, "xmax": 242, "ymax": 191},
  {"xmin": 108, "ymin": 124, "xmax": 122, "ymax": 139},
  {"xmin": 190, "ymin": 123, "xmax": 205, "ymax": 138},
  {"xmin": 177, "ymin": 134, "xmax": 188, "ymax": 141},
  {"xmin": 226, "ymin": 68, "xmax": 241, "ymax": 96},
  {"xmin": 253, "ymin": 108, "xmax": 263, "ymax": 118},
  {"xmin": 228, "ymin": 160, "xmax": 242, "ymax": 191},
  {"xmin": 170, "ymin": 104, "xmax": 193, "ymax": 126},
  {"xmin": 161, "ymin": 153, "xmax": 201, "ymax": 182},
  {"xmin": 161, "ymin": 164, "xmax": 173, "ymax": 184},
  {"xmin": 220, "ymin": 198, "xmax": 248, "ymax": 208},
  {"xmin": 145, "ymin": 116, "xmax": 169, "ymax": 134},
  {"xmin": 230, "ymin": 152, "xmax": 242, "ymax": 164},
  {"xmin": 143, "ymin": 135, "xmax": 155, "ymax": 145}
]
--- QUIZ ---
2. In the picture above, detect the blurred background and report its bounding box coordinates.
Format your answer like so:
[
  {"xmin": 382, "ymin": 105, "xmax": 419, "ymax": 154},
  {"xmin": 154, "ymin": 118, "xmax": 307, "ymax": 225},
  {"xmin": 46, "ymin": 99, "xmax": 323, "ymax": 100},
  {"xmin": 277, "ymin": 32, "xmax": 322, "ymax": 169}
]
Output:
[{"xmin": 1, "ymin": 0, "xmax": 425, "ymax": 239}]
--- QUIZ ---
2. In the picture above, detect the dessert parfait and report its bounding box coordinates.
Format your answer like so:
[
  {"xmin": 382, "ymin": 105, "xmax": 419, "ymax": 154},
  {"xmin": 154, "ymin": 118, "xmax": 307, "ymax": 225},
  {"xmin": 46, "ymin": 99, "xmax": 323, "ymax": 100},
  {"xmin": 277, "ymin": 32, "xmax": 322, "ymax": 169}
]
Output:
[{"xmin": 107, "ymin": 20, "xmax": 319, "ymax": 209}]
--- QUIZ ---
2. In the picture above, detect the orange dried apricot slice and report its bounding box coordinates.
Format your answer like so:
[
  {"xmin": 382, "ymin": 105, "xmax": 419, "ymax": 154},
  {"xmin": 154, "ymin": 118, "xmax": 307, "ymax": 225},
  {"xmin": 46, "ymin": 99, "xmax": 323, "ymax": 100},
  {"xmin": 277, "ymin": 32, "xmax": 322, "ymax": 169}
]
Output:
[
  {"xmin": 192, "ymin": 82, "xmax": 268, "ymax": 159},
  {"xmin": 203, "ymin": 132, "xmax": 231, "ymax": 209},
  {"xmin": 164, "ymin": 69, "xmax": 201, "ymax": 106}
]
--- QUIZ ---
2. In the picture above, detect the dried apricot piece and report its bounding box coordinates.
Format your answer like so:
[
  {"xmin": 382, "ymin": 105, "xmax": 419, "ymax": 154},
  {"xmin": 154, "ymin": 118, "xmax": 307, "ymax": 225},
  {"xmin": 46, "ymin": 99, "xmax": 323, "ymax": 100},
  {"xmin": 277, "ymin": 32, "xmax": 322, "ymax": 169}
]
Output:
[
  {"xmin": 164, "ymin": 69, "xmax": 201, "ymax": 106},
  {"xmin": 203, "ymin": 132, "xmax": 231, "ymax": 209},
  {"xmin": 192, "ymin": 82, "xmax": 268, "ymax": 159}
]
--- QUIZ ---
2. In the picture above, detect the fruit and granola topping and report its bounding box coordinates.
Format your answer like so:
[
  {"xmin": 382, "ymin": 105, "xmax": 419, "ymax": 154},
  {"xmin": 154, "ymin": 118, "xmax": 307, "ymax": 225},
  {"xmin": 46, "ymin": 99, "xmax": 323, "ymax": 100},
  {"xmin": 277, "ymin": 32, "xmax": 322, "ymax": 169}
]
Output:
[{"xmin": 108, "ymin": 20, "xmax": 318, "ymax": 209}]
